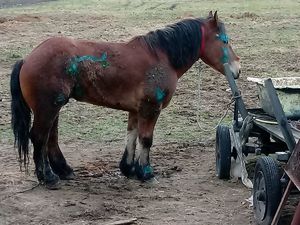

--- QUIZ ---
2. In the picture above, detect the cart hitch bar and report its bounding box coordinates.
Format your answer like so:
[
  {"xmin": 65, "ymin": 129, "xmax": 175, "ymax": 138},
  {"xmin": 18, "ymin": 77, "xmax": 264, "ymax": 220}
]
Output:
[{"xmin": 223, "ymin": 63, "xmax": 248, "ymax": 120}]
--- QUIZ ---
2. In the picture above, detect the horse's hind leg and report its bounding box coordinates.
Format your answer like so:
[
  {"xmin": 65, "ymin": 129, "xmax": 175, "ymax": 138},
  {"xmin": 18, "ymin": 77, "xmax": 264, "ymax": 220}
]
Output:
[
  {"xmin": 119, "ymin": 112, "xmax": 138, "ymax": 177},
  {"xmin": 48, "ymin": 116, "xmax": 74, "ymax": 180},
  {"xmin": 30, "ymin": 109, "xmax": 60, "ymax": 189}
]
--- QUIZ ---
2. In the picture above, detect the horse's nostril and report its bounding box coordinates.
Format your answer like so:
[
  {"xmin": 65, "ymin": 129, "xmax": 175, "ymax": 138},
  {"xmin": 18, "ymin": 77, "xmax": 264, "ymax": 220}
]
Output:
[{"xmin": 238, "ymin": 69, "xmax": 241, "ymax": 75}]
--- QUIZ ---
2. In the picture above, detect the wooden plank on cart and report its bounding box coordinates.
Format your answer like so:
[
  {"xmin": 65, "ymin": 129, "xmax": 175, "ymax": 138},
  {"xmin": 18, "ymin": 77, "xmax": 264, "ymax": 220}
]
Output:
[
  {"xmin": 285, "ymin": 140, "xmax": 300, "ymax": 191},
  {"xmin": 254, "ymin": 120, "xmax": 300, "ymax": 143}
]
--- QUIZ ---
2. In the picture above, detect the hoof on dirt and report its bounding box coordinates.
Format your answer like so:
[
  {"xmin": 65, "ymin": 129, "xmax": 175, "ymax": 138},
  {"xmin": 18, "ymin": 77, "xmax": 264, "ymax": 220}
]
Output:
[
  {"xmin": 135, "ymin": 163, "xmax": 154, "ymax": 181},
  {"xmin": 45, "ymin": 180, "xmax": 61, "ymax": 190},
  {"xmin": 45, "ymin": 173, "xmax": 61, "ymax": 190},
  {"xmin": 52, "ymin": 162, "xmax": 74, "ymax": 180},
  {"xmin": 57, "ymin": 165, "xmax": 75, "ymax": 180},
  {"xmin": 36, "ymin": 169, "xmax": 44, "ymax": 182},
  {"xmin": 60, "ymin": 171, "xmax": 75, "ymax": 180},
  {"xmin": 119, "ymin": 161, "xmax": 135, "ymax": 178}
]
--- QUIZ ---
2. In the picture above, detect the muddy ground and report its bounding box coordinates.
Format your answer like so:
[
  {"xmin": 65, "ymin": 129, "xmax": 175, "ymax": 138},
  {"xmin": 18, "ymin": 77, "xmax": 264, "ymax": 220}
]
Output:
[{"xmin": 0, "ymin": 0, "xmax": 299, "ymax": 225}]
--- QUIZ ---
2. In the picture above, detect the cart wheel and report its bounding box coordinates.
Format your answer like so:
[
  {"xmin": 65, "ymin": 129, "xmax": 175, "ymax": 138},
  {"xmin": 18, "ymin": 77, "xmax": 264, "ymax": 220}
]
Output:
[
  {"xmin": 253, "ymin": 156, "xmax": 282, "ymax": 225},
  {"xmin": 215, "ymin": 124, "xmax": 231, "ymax": 179}
]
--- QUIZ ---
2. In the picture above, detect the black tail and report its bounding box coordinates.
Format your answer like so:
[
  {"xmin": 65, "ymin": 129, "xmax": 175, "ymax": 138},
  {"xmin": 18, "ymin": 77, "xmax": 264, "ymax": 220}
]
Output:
[{"xmin": 10, "ymin": 60, "xmax": 31, "ymax": 168}]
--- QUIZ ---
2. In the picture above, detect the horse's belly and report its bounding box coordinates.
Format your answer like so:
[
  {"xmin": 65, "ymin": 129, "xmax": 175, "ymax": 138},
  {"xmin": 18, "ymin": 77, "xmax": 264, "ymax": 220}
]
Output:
[{"xmin": 73, "ymin": 77, "xmax": 141, "ymax": 112}]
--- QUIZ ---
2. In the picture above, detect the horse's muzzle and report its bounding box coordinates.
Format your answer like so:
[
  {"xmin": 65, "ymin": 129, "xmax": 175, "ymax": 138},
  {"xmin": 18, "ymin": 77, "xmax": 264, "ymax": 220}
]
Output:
[
  {"xmin": 233, "ymin": 69, "xmax": 241, "ymax": 79},
  {"xmin": 229, "ymin": 60, "xmax": 241, "ymax": 79}
]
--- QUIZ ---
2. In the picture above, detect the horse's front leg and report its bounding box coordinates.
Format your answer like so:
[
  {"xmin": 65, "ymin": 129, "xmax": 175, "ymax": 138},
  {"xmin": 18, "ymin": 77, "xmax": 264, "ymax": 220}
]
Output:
[
  {"xmin": 119, "ymin": 112, "xmax": 138, "ymax": 177},
  {"xmin": 134, "ymin": 103, "xmax": 160, "ymax": 181}
]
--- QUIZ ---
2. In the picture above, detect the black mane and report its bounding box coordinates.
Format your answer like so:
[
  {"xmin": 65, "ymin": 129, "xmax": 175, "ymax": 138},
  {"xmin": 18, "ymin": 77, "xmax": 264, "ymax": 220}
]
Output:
[{"xmin": 141, "ymin": 18, "xmax": 204, "ymax": 69}]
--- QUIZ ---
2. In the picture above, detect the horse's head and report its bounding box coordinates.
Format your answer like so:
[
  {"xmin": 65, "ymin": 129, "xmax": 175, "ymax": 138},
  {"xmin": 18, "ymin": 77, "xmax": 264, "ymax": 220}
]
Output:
[{"xmin": 200, "ymin": 11, "xmax": 241, "ymax": 79}]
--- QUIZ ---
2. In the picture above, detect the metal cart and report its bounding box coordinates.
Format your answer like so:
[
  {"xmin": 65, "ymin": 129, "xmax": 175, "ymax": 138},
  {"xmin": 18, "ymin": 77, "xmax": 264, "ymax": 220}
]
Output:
[{"xmin": 215, "ymin": 63, "xmax": 300, "ymax": 225}]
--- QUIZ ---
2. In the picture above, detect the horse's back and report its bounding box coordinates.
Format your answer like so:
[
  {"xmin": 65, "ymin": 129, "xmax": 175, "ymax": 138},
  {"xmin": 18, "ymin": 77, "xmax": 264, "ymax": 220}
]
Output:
[{"xmin": 19, "ymin": 36, "xmax": 176, "ymax": 112}]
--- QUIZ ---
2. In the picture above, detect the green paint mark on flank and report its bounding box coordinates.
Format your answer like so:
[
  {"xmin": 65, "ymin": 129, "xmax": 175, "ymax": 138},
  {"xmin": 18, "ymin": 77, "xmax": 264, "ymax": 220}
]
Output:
[
  {"xmin": 67, "ymin": 52, "xmax": 110, "ymax": 76},
  {"xmin": 67, "ymin": 62, "xmax": 79, "ymax": 76}
]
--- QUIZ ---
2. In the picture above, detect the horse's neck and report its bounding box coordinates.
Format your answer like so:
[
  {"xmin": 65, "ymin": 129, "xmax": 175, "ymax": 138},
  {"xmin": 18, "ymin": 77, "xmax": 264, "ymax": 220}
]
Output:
[
  {"xmin": 175, "ymin": 58, "xmax": 199, "ymax": 78},
  {"xmin": 128, "ymin": 37, "xmax": 199, "ymax": 79}
]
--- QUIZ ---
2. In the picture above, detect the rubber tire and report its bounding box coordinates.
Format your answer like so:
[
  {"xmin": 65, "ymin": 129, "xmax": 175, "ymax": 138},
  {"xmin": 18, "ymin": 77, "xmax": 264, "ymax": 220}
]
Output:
[
  {"xmin": 215, "ymin": 124, "xmax": 231, "ymax": 179},
  {"xmin": 253, "ymin": 156, "xmax": 282, "ymax": 225}
]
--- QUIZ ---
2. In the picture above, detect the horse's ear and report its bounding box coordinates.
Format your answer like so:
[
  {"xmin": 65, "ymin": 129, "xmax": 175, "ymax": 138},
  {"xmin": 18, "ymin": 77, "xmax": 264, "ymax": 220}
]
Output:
[
  {"xmin": 214, "ymin": 11, "xmax": 219, "ymax": 22},
  {"xmin": 208, "ymin": 11, "xmax": 213, "ymax": 18}
]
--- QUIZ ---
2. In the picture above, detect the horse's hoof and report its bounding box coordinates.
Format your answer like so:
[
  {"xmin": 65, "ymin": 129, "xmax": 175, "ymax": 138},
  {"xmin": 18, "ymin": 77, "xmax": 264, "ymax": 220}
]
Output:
[
  {"xmin": 135, "ymin": 163, "xmax": 154, "ymax": 181},
  {"xmin": 45, "ymin": 173, "xmax": 61, "ymax": 190},
  {"xmin": 57, "ymin": 165, "xmax": 75, "ymax": 180},
  {"xmin": 36, "ymin": 169, "xmax": 44, "ymax": 182},
  {"xmin": 45, "ymin": 180, "xmax": 61, "ymax": 190},
  {"xmin": 60, "ymin": 171, "xmax": 75, "ymax": 180},
  {"xmin": 119, "ymin": 161, "xmax": 135, "ymax": 178},
  {"xmin": 119, "ymin": 151, "xmax": 135, "ymax": 178},
  {"xmin": 51, "ymin": 162, "xmax": 74, "ymax": 180}
]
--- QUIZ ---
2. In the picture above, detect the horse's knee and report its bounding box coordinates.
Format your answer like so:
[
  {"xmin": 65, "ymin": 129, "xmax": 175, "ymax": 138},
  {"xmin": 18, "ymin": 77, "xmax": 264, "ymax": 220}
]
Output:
[{"xmin": 139, "ymin": 101, "xmax": 160, "ymax": 119}]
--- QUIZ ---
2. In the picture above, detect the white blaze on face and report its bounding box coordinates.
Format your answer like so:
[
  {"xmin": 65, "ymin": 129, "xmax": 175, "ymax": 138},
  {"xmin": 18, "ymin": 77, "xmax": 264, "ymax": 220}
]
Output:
[{"xmin": 229, "ymin": 60, "xmax": 241, "ymax": 78}]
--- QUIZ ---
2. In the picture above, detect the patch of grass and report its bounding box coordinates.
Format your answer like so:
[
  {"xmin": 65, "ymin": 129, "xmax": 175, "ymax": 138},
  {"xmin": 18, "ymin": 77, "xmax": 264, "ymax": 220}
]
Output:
[
  {"xmin": 0, "ymin": 124, "xmax": 13, "ymax": 143},
  {"xmin": 1, "ymin": 47, "xmax": 32, "ymax": 64},
  {"xmin": 59, "ymin": 104, "xmax": 128, "ymax": 142}
]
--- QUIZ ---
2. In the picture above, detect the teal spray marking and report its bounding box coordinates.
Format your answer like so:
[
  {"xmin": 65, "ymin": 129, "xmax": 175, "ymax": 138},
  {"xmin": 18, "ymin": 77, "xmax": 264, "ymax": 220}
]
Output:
[
  {"xmin": 67, "ymin": 52, "xmax": 110, "ymax": 76},
  {"xmin": 217, "ymin": 32, "xmax": 230, "ymax": 63},
  {"xmin": 217, "ymin": 33, "xmax": 229, "ymax": 44},
  {"xmin": 221, "ymin": 47, "xmax": 229, "ymax": 63},
  {"xmin": 143, "ymin": 165, "xmax": 153, "ymax": 176},
  {"xmin": 155, "ymin": 87, "xmax": 166, "ymax": 103}
]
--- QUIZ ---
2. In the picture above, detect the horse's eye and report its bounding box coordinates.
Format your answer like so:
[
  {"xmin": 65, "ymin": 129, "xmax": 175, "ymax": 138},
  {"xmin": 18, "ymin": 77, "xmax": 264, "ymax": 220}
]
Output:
[{"xmin": 217, "ymin": 33, "xmax": 229, "ymax": 45}]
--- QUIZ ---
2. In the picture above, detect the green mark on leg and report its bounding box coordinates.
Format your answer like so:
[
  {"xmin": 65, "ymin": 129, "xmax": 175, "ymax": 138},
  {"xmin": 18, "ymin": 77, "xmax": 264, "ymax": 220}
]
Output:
[{"xmin": 143, "ymin": 165, "xmax": 153, "ymax": 175}]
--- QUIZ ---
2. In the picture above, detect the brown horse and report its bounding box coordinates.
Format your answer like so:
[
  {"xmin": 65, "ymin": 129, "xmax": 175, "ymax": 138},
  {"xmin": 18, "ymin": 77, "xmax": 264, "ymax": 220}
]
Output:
[{"xmin": 10, "ymin": 11, "xmax": 240, "ymax": 189}]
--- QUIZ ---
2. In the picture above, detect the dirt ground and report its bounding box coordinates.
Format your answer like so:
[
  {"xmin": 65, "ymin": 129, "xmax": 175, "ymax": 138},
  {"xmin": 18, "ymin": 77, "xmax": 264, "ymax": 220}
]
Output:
[
  {"xmin": 0, "ymin": 0, "xmax": 299, "ymax": 225},
  {"xmin": 0, "ymin": 141, "xmax": 253, "ymax": 225}
]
